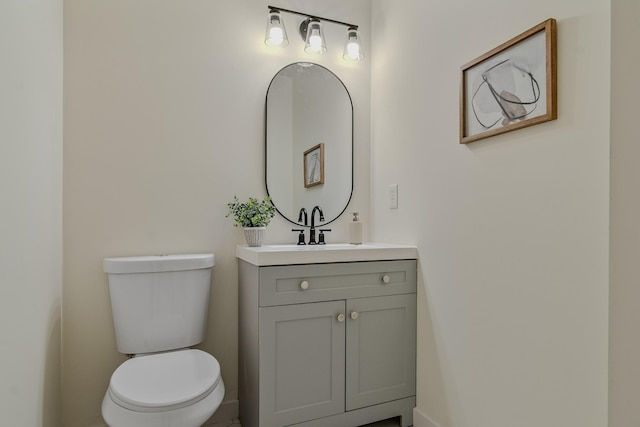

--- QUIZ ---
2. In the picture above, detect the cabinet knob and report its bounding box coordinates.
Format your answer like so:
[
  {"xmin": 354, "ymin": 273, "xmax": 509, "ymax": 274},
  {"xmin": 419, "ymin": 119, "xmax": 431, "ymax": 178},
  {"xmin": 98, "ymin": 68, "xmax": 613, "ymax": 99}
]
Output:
[
  {"xmin": 382, "ymin": 275, "xmax": 391, "ymax": 284},
  {"xmin": 350, "ymin": 311, "xmax": 359, "ymax": 320},
  {"xmin": 337, "ymin": 313, "xmax": 345, "ymax": 323},
  {"xmin": 299, "ymin": 280, "xmax": 310, "ymax": 290}
]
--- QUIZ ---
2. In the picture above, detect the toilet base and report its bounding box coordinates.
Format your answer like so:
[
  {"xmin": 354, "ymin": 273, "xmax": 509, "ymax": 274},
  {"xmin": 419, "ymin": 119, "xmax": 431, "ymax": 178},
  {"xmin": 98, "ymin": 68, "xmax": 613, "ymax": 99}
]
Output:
[{"xmin": 102, "ymin": 378, "xmax": 225, "ymax": 427}]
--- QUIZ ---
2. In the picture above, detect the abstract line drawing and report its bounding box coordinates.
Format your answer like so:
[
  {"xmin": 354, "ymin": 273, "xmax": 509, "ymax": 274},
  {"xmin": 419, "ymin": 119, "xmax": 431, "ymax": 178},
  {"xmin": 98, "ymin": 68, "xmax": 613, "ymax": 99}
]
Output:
[
  {"xmin": 471, "ymin": 58, "xmax": 541, "ymax": 128},
  {"xmin": 460, "ymin": 19, "xmax": 557, "ymax": 144}
]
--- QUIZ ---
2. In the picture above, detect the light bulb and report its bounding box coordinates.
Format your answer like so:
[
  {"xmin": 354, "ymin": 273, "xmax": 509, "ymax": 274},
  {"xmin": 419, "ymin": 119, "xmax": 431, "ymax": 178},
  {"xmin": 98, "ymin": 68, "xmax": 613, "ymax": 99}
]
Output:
[
  {"xmin": 309, "ymin": 30, "xmax": 322, "ymax": 53},
  {"xmin": 269, "ymin": 27, "xmax": 284, "ymax": 46},
  {"xmin": 346, "ymin": 42, "xmax": 360, "ymax": 60}
]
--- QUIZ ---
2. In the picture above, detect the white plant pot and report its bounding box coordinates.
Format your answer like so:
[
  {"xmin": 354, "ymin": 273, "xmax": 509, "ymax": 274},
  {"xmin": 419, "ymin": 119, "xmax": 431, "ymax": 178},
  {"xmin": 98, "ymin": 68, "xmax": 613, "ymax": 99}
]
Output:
[{"xmin": 244, "ymin": 227, "xmax": 266, "ymax": 247}]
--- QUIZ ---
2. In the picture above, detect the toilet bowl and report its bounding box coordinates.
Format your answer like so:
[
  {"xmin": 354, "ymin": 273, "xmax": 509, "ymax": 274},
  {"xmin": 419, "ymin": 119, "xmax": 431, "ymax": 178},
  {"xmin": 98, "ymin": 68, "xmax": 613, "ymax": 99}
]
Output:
[
  {"xmin": 102, "ymin": 349, "xmax": 224, "ymax": 427},
  {"xmin": 102, "ymin": 254, "xmax": 223, "ymax": 427}
]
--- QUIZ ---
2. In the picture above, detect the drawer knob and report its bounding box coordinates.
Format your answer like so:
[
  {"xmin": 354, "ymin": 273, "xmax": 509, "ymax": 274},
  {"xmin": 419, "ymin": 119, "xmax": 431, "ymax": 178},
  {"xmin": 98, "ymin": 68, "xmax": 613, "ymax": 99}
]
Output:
[
  {"xmin": 350, "ymin": 311, "xmax": 359, "ymax": 320},
  {"xmin": 337, "ymin": 313, "xmax": 345, "ymax": 323},
  {"xmin": 300, "ymin": 280, "xmax": 310, "ymax": 290},
  {"xmin": 382, "ymin": 275, "xmax": 391, "ymax": 284}
]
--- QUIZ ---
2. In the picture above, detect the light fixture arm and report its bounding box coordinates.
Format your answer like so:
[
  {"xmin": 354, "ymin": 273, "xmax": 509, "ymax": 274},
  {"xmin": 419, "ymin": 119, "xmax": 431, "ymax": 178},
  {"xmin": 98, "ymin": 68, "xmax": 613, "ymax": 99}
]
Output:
[{"xmin": 267, "ymin": 5, "xmax": 358, "ymax": 30}]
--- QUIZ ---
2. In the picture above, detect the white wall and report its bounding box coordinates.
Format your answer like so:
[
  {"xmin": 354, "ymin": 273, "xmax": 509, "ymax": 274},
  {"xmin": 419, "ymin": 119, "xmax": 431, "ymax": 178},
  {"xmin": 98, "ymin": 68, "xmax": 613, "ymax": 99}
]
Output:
[
  {"xmin": 371, "ymin": 1, "xmax": 609, "ymax": 427},
  {"xmin": 0, "ymin": 0, "xmax": 63, "ymax": 426},
  {"xmin": 62, "ymin": 1, "xmax": 370, "ymax": 425},
  {"xmin": 609, "ymin": 0, "xmax": 640, "ymax": 425}
]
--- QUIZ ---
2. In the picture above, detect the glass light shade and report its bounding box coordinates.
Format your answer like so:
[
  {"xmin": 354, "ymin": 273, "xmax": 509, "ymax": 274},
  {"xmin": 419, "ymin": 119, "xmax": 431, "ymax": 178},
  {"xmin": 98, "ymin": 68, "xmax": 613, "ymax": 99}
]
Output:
[
  {"xmin": 265, "ymin": 10, "xmax": 288, "ymax": 47},
  {"xmin": 343, "ymin": 27, "xmax": 364, "ymax": 61},
  {"xmin": 304, "ymin": 20, "xmax": 326, "ymax": 55}
]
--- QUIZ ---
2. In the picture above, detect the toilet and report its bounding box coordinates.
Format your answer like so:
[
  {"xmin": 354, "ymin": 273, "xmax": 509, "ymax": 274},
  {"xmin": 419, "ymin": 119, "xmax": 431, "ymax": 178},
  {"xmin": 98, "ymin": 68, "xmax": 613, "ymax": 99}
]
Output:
[{"xmin": 101, "ymin": 254, "xmax": 225, "ymax": 427}]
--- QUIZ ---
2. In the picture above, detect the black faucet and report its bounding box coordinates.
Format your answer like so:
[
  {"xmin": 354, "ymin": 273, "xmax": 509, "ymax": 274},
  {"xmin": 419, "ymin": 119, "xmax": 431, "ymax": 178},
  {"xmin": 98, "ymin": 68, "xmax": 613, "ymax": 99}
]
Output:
[
  {"xmin": 318, "ymin": 229, "xmax": 331, "ymax": 245},
  {"xmin": 298, "ymin": 208, "xmax": 308, "ymax": 226},
  {"xmin": 308, "ymin": 206, "xmax": 324, "ymax": 245},
  {"xmin": 291, "ymin": 229, "xmax": 306, "ymax": 245},
  {"xmin": 292, "ymin": 208, "xmax": 309, "ymax": 245}
]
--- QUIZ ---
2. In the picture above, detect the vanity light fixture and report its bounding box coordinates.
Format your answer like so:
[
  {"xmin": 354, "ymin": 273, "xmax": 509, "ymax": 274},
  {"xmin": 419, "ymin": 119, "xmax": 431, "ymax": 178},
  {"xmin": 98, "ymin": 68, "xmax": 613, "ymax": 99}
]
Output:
[
  {"xmin": 302, "ymin": 18, "xmax": 326, "ymax": 55},
  {"xmin": 265, "ymin": 9, "xmax": 288, "ymax": 47},
  {"xmin": 343, "ymin": 27, "xmax": 363, "ymax": 61},
  {"xmin": 265, "ymin": 6, "xmax": 364, "ymax": 61}
]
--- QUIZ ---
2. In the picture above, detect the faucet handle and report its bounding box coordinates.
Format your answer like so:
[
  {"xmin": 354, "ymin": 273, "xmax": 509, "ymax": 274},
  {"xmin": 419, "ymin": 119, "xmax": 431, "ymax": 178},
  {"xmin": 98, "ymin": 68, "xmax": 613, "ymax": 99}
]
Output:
[
  {"xmin": 291, "ymin": 229, "xmax": 306, "ymax": 245},
  {"xmin": 318, "ymin": 229, "xmax": 331, "ymax": 245}
]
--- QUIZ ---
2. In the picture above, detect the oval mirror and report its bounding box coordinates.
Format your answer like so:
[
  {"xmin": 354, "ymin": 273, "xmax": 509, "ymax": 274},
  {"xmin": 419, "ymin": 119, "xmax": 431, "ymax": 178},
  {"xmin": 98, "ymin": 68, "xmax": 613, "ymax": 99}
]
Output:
[{"xmin": 265, "ymin": 62, "xmax": 353, "ymax": 226}]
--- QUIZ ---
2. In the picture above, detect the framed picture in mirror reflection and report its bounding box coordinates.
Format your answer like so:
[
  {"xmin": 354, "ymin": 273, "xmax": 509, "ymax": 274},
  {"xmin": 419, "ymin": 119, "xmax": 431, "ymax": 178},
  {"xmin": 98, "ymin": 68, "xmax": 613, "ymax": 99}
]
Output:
[{"xmin": 303, "ymin": 143, "xmax": 324, "ymax": 188}]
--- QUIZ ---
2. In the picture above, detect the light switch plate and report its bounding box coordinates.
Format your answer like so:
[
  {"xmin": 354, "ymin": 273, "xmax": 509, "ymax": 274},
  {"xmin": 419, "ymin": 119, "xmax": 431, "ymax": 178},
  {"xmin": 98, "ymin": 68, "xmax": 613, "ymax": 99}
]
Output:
[{"xmin": 389, "ymin": 184, "xmax": 398, "ymax": 209}]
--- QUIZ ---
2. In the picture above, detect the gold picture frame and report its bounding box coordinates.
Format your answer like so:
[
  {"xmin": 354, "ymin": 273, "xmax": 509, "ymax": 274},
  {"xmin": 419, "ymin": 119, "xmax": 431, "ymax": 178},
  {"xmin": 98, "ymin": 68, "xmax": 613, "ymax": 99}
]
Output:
[
  {"xmin": 303, "ymin": 143, "xmax": 324, "ymax": 188},
  {"xmin": 460, "ymin": 18, "xmax": 557, "ymax": 144}
]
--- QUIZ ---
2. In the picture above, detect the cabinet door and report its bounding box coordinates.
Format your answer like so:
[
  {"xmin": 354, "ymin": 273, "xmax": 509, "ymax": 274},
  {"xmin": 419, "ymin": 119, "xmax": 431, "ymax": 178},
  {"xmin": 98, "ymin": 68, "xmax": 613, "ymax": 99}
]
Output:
[
  {"xmin": 260, "ymin": 301, "xmax": 346, "ymax": 426},
  {"xmin": 346, "ymin": 294, "xmax": 416, "ymax": 411}
]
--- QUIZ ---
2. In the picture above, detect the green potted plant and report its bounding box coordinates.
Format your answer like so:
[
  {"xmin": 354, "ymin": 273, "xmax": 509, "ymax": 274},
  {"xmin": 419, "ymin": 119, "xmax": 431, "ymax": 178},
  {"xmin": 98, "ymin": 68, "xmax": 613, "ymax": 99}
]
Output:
[{"xmin": 226, "ymin": 196, "xmax": 276, "ymax": 247}]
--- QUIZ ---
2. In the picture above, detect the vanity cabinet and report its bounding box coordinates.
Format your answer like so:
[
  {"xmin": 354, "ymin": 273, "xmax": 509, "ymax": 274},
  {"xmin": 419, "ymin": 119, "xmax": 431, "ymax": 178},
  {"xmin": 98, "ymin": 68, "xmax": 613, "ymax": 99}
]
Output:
[{"xmin": 238, "ymin": 259, "xmax": 417, "ymax": 427}]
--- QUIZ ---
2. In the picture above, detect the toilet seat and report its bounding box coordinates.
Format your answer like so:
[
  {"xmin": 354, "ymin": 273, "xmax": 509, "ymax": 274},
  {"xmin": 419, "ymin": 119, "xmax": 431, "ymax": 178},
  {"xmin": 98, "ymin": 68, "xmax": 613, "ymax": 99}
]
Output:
[{"xmin": 108, "ymin": 349, "xmax": 221, "ymax": 413}]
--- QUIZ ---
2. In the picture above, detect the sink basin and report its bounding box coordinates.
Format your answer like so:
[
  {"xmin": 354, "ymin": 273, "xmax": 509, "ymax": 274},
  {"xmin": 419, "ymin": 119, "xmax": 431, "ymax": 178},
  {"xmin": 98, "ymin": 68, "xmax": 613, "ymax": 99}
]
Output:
[
  {"xmin": 252, "ymin": 243, "xmax": 356, "ymax": 251},
  {"xmin": 236, "ymin": 243, "xmax": 417, "ymax": 266}
]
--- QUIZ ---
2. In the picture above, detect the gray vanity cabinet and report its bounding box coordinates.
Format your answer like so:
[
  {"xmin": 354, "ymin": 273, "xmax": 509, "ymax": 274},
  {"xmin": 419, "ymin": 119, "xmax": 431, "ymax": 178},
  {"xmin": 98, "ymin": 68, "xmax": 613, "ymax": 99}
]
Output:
[
  {"xmin": 238, "ymin": 259, "xmax": 417, "ymax": 427},
  {"xmin": 260, "ymin": 301, "xmax": 346, "ymax": 426},
  {"xmin": 345, "ymin": 293, "xmax": 416, "ymax": 411}
]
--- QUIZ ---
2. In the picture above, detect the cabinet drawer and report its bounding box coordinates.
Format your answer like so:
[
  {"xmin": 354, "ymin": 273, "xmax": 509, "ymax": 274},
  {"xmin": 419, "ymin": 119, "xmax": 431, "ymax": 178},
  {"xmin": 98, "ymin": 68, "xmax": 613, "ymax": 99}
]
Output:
[{"xmin": 259, "ymin": 260, "xmax": 417, "ymax": 307}]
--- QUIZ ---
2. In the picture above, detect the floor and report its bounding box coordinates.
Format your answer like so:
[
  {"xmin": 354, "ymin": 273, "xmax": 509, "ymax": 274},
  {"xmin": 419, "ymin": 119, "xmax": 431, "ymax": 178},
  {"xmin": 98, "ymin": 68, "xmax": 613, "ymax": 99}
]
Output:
[{"xmin": 209, "ymin": 417, "xmax": 402, "ymax": 427}]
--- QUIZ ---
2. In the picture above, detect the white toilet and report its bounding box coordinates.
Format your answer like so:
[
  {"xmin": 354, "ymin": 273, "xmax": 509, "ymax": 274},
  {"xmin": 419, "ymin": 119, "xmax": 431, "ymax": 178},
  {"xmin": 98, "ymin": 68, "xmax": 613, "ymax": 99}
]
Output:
[{"xmin": 101, "ymin": 254, "xmax": 225, "ymax": 427}]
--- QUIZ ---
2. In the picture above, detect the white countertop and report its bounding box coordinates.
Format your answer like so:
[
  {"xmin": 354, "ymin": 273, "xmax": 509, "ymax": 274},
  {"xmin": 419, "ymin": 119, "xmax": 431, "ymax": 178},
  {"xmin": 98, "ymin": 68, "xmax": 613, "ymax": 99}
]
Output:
[{"xmin": 236, "ymin": 243, "xmax": 418, "ymax": 266}]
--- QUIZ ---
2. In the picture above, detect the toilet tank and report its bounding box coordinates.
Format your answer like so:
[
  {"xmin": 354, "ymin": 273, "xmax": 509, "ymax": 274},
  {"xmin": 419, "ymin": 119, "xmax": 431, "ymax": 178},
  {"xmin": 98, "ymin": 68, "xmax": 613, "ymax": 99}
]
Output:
[{"xmin": 103, "ymin": 254, "xmax": 214, "ymax": 354}]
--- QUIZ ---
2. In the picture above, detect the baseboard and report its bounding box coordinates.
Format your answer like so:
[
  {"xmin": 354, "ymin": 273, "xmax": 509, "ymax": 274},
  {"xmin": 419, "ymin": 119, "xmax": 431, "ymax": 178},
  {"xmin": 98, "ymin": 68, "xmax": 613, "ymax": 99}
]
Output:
[
  {"xmin": 412, "ymin": 407, "xmax": 441, "ymax": 427},
  {"xmin": 204, "ymin": 399, "xmax": 240, "ymax": 424}
]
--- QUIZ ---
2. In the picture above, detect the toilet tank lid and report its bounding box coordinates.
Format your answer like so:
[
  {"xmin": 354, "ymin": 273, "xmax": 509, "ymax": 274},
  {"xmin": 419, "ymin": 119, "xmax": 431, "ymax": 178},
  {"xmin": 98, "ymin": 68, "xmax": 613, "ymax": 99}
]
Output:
[{"xmin": 103, "ymin": 254, "xmax": 214, "ymax": 274}]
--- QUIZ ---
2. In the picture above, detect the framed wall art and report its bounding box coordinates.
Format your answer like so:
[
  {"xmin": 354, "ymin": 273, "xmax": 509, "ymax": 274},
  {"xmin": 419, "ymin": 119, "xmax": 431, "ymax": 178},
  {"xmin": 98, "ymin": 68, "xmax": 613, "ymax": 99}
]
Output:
[
  {"xmin": 303, "ymin": 143, "xmax": 324, "ymax": 188},
  {"xmin": 460, "ymin": 18, "xmax": 557, "ymax": 144}
]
